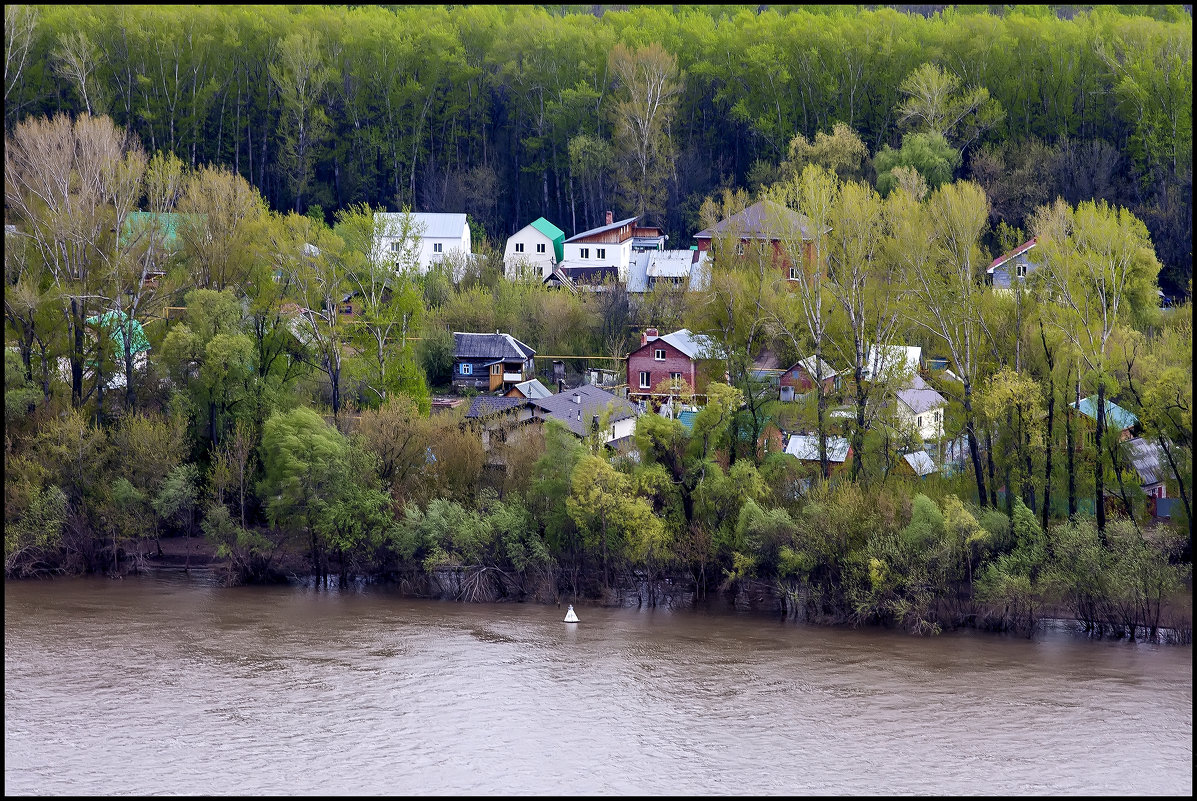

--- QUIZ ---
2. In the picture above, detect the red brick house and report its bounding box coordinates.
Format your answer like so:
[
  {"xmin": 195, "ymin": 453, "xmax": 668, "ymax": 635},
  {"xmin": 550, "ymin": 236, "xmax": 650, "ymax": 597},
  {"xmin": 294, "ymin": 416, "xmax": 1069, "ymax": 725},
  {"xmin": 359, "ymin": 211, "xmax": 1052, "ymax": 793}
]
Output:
[
  {"xmin": 626, "ymin": 327, "xmax": 719, "ymax": 407},
  {"xmin": 779, "ymin": 355, "xmax": 842, "ymax": 401},
  {"xmin": 693, "ymin": 199, "xmax": 827, "ymax": 284}
]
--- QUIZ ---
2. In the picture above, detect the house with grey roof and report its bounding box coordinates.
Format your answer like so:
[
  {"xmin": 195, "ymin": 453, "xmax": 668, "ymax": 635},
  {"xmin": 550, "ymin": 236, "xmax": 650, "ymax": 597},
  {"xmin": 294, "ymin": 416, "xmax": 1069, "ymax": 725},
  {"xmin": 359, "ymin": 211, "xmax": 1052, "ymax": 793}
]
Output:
[
  {"xmin": 530, "ymin": 384, "xmax": 639, "ymax": 446},
  {"xmin": 779, "ymin": 354, "xmax": 842, "ymax": 400},
  {"xmin": 894, "ymin": 373, "xmax": 947, "ymax": 441},
  {"xmin": 557, "ymin": 211, "xmax": 663, "ymax": 284},
  {"xmin": 784, "ymin": 433, "xmax": 853, "ymax": 471},
  {"xmin": 505, "ymin": 378, "xmax": 552, "ymax": 400},
  {"xmin": 626, "ymin": 327, "xmax": 722, "ymax": 406},
  {"xmin": 452, "ymin": 331, "xmax": 536, "ymax": 393},
  {"xmin": 373, "ymin": 211, "xmax": 472, "ymax": 274}
]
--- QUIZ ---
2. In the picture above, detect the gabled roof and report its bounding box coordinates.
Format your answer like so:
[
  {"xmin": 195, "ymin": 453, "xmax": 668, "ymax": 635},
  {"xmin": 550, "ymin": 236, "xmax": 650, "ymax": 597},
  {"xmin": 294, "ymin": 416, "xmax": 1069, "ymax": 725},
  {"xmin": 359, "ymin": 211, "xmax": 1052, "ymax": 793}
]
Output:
[
  {"xmin": 510, "ymin": 378, "xmax": 552, "ymax": 399},
  {"xmin": 465, "ymin": 396, "xmax": 529, "ymax": 419},
  {"xmin": 1070, "ymin": 396, "xmax": 1138, "ymax": 431},
  {"xmin": 896, "ymin": 384, "xmax": 946, "ymax": 415},
  {"xmin": 376, "ymin": 212, "xmax": 468, "ymax": 239},
  {"xmin": 1124, "ymin": 437, "xmax": 1164, "ymax": 486},
  {"xmin": 453, "ymin": 332, "xmax": 536, "ymax": 361},
  {"xmin": 785, "ymin": 434, "xmax": 851, "ymax": 463},
  {"xmin": 903, "ymin": 450, "xmax": 938, "ymax": 476},
  {"xmin": 528, "ymin": 217, "xmax": 566, "ymax": 262},
  {"xmin": 658, "ymin": 328, "xmax": 719, "ymax": 360},
  {"xmin": 565, "ymin": 215, "xmax": 639, "ymax": 243},
  {"xmin": 121, "ymin": 211, "xmax": 190, "ymax": 251},
  {"xmin": 531, "ymin": 385, "xmax": 637, "ymax": 437},
  {"xmin": 693, "ymin": 199, "xmax": 823, "ymax": 241},
  {"xmin": 865, "ymin": 344, "xmax": 922, "ymax": 382},
  {"xmin": 987, "ymin": 237, "xmax": 1038, "ymax": 274},
  {"xmin": 787, "ymin": 355, "xmax": 839, "ymax": 381},
  {"xmin": 86, "ymin": 310, "xmax": 151, "ymax": 354}
]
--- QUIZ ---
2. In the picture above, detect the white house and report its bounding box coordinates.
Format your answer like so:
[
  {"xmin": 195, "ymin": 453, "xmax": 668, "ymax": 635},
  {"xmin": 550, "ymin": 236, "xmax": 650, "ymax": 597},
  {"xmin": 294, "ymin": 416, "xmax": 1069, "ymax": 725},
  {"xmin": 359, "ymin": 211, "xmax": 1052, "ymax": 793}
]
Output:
[
  {"xmin": 504, "ymin": 217, "xmax": 565, "ymax": 280},
  {"xmin": 373, "ymin": 211, "xmax": 471, "ymax": 275},
  {"xmin": 893, "ymin": 373, "xmax": 947, "ymax": 441},
  {"xmin": 864, "ymin": 343, "xmax": 923, "ymax": 384},
  {"xmin": 557, "ymin": 212, "xmax": 664, "ymax": 285}
]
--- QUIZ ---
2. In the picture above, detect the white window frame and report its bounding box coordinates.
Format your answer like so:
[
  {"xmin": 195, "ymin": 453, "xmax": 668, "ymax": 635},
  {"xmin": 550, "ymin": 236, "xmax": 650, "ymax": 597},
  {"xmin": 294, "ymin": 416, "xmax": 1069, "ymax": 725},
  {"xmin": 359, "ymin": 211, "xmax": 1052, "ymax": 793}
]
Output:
[
  {"xmin": 460, "ymin": 363, "xmax": 472, "ymax": 375},
  {"xmin": 536, "ymin": 243, "xmax": 546, "ymax": 253},
  {"xmin": 639, "ymin": 371, "xmax": 650, "ymax": 389},
  {"xmin": 736, "ymin": 241, "xmax": 745, "ymax": 256},
  {"xmin": 515, "ymin": 242, "xmax": 524, "ymax": 253},
  {"xmin": 596, "ymin": 247, "xmax": 606, "ymax": 259},
  {"xmin": 433, "ymin": 242, "xmax": 443, "ymax": 254},
  {"xmin": 1017, "ymin": 262, "xmax": 1028, "ymax": 278},
  {"xmin": 789, "ymin": 266, "xmax": 800, "ymax": 281},
  {"xmin": 390, "ymin": 241, "xmax": 402, "ymax": 253},
  {"xmin": 491, "ymin": 364, "xmax": 502, "ymax": 375},
  {"xmin": 580, "ymin": 247, "xmax": 590, "ymax": 259},
  {"xmin": 654, "ymin": 348, "xmax": 666, "ymax": 361}
]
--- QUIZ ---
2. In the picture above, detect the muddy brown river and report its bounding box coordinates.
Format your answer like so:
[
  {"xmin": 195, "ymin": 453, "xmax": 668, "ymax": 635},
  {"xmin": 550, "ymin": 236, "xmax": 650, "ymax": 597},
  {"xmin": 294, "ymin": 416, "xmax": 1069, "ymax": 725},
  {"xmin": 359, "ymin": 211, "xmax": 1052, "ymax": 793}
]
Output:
[{"xmin": 4, "ymin": 571, "xmax": 1192, "ymax": 795}]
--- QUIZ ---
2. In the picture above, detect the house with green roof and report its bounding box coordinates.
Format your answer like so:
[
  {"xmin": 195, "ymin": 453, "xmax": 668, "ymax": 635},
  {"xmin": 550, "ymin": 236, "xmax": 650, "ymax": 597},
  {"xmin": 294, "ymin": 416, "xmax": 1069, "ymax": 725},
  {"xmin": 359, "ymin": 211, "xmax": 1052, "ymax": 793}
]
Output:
[
  {"xmin": 1070, "ymin": 395, "xmax": 1139, "ymax": 445},
  {"xmin": 120, "ymin": 211, "xmax": 187, "ymax": 252},
  {"xmin": 503, "ymin": 216, "xmax": 564, "ymax": 280}
]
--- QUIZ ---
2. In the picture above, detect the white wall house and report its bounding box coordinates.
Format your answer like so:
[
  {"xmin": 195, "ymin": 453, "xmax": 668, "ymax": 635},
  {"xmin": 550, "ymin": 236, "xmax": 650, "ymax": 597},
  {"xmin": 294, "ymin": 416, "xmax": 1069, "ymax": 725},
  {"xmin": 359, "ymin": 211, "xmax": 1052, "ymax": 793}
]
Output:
[
  {"xmin": 893, "ymin": 374, "xmax": 946, "ymax": 441},
  {"xmin": 504, "ymin": 217, "xmax": 564, "ymax": 280},
  {"xmin": 373, "ymin": 212, "xmax": 471, "ymax": 275}
]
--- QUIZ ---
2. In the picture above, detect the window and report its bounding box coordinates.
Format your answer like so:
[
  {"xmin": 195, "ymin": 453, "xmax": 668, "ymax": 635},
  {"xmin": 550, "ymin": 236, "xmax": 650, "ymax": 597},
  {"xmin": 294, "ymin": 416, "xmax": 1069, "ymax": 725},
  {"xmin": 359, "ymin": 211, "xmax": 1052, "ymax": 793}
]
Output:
[
  {"xmin": 918, "ymin": 416, "xmax": 923, "ymax": 428},
  {"xmin": 433, "ymin": 242, "xmax": 443, "ymax": 253},
  {"xmin": 580, "ymin": 247, "xmax": 590, "ymax": 259},
  {"xmin": 390, "ymin": 241, "xmax": 402, "ymax": 253},
  {"xmin": 596, "ymin": 248, "xmax": 606, "ymax": 259},
  {"xmin": 1017, "ymin": 263, "xmax": 1028, "ymax": 278},
  {"xmin": 460, "ymin": 363, "xmax": 472, "ymax": 375},
  {"xmin": 536, "ymin": 243, "xmax": 546, "ymax": 253},
  {"xmin": 639, "ymin": 371, "xmax": 650, "ymax": 389},
  {"xmin": 789, "ymin": 266, "xmax": 800, "ymax": 281},
  {"xmin": 515, "ymin": 242, "xmax": 524, "ymax": 253},
  {"xmin": 670, "ymin": 372, "xmax": 682, "ymax": 381},
  {"xmin": 736, "ymin": 241, "xmax": 745, "ymax": 256},
  {"xmin": 654, "ymin": 348, "xmax": 666, "ymax": 361},
  {"xmin": 491, "ymin": 364, "xmax": 502, "ymax": 375}
]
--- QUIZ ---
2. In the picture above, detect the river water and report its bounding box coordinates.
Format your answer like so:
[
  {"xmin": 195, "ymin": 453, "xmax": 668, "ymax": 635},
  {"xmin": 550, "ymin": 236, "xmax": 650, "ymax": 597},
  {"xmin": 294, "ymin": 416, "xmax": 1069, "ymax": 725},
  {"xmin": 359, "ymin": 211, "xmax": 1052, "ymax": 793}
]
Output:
[{"xmin": 4, "ymin": 571, "xmax": 1192, "ymax": 796}]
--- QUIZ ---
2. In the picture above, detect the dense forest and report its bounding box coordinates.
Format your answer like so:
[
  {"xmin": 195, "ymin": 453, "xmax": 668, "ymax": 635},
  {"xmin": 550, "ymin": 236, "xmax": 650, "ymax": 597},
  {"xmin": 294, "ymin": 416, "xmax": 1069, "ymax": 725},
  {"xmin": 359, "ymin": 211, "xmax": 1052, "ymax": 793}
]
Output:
[
  {"xmin": 3, "ymin": 4, "xmax": 1192, "ymax": 641},
  {"xmin": 3, "ymin": 4, "xmax": 1192, "ymax": 293}
]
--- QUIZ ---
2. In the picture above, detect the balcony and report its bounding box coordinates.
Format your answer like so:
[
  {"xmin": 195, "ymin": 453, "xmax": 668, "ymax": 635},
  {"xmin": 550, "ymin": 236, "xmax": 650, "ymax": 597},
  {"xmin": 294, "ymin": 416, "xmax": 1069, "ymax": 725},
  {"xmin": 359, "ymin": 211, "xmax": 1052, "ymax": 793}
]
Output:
[{"xmin": 502, "ymin": 372, "xmax": 522, "ymax": 383}]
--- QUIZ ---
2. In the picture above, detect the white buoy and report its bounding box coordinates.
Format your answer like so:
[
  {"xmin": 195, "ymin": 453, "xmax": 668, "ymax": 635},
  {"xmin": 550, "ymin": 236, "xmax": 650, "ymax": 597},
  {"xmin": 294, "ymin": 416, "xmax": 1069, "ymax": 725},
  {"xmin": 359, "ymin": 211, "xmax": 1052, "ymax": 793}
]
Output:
[{"xmin": 564, "ymin": 604, "xmax": 579, "ymax": 623}]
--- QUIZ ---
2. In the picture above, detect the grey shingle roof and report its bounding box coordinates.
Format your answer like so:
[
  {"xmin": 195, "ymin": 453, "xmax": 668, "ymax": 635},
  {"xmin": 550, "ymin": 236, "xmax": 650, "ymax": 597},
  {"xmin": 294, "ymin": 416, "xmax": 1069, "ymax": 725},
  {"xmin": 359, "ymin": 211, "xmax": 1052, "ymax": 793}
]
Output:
[
  {"xmin": 465, "ymin": 396, "xmax": 528, "ymax": 419},
  {"xmin": 693, "ymin": 200, "xmax": 823, "ymax": 241},
  {"xmin": 896, "ymin": 385, "xmax": 945, "ymax": 414},
  {"xmin": 531, "ymin": 385, "xmax": 637, "ymax": 437},
  {"xmin": 453, "ymin": 332, "xmax": 536, "ymax": 360}
]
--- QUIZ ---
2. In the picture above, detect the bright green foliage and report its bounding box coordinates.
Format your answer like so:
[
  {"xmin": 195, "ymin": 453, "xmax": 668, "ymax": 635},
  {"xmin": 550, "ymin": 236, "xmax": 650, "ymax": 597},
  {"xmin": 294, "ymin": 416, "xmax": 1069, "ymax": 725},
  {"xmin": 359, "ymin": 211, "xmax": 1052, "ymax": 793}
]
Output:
[{"xmin": 874, "ymin": 132, "xmax": 962, "ymax": 196}]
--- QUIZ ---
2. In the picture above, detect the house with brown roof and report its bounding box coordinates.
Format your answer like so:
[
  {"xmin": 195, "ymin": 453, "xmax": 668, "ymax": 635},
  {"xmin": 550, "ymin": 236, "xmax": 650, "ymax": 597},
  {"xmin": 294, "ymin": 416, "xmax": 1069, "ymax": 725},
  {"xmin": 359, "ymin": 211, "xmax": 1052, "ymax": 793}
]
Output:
[{"xmin": 693, "ymin": 199, "xmax": 827, "ymax": 283}]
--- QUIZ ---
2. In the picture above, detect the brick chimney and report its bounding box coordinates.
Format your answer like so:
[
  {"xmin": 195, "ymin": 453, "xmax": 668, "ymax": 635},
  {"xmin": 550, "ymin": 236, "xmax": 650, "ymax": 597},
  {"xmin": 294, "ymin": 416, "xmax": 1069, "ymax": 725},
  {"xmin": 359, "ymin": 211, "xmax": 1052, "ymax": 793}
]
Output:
[
  {"xmin": 640, "ymin": 327, "xmax": 659, "ymax": 347},
  {"xmin": 605, "ymin": 210, "xmax": 613, "ymax": 226}
]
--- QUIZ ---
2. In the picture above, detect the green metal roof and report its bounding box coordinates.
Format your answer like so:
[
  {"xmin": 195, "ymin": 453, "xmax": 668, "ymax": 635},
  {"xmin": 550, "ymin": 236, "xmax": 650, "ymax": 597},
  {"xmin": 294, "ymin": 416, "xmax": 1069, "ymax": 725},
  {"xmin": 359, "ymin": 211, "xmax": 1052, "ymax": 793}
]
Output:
[
  {"xmin": 121, "ymin": 211, "xmax": 187, "ymax": 251},
  {"xmin": 529, "ymin": 217, "xmax": 565, "ymax": 263},
  {"xmin": 86, "ymin": 310, "xmax": 151, "ymax": 355},
  {"xmin": 1070, "ymin": 396, "xmax": 1138, "ymax": 431}
]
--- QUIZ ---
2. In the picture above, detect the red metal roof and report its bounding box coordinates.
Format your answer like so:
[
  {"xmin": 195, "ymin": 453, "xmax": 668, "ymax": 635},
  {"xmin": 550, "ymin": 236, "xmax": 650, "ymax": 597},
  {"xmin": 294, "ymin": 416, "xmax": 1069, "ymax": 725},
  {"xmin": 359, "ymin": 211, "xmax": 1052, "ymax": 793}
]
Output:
[{"xmin": 987, "ymin": 237, "xmax": 1037, "ymax": 273}]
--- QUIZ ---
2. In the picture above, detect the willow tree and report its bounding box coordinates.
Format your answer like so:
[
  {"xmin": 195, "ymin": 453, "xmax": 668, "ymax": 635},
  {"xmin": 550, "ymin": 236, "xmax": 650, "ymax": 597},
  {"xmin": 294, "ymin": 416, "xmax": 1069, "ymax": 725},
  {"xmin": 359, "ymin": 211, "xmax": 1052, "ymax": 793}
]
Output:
[
  {"xmin": 1032, "ymin": 198, "xmax": 1162, "ymax": 540},
  {"xmin": 609, "ymin": 41, "xmax": 681, "ymax": 220}
]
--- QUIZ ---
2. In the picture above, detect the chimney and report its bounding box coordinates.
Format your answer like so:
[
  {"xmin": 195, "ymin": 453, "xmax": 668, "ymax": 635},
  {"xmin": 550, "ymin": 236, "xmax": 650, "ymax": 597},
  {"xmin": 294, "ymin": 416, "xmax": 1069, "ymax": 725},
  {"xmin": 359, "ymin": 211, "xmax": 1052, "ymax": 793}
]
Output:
[
  {"xmin": 605, "ymin": 210, "xmax": 613, "ymax": 226},
  {"xmin": 572, "ymin": 392, "xmax": 582, "ymax": 404},
  {"xmin": 646, "ymin": 327, "xmax": 659, "ymax": 342}
]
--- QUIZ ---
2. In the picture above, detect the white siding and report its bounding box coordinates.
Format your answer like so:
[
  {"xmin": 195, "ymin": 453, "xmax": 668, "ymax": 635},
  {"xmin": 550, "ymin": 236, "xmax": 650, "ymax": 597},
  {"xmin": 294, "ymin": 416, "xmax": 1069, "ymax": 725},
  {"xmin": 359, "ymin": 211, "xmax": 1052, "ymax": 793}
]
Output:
[
  {"xmin": 562, "ymin": 240, "xmax": 634, "ymax": 282},
  {"xmin": 503, "ymin": 226, "xmax": 557, "ymax": 279}
]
